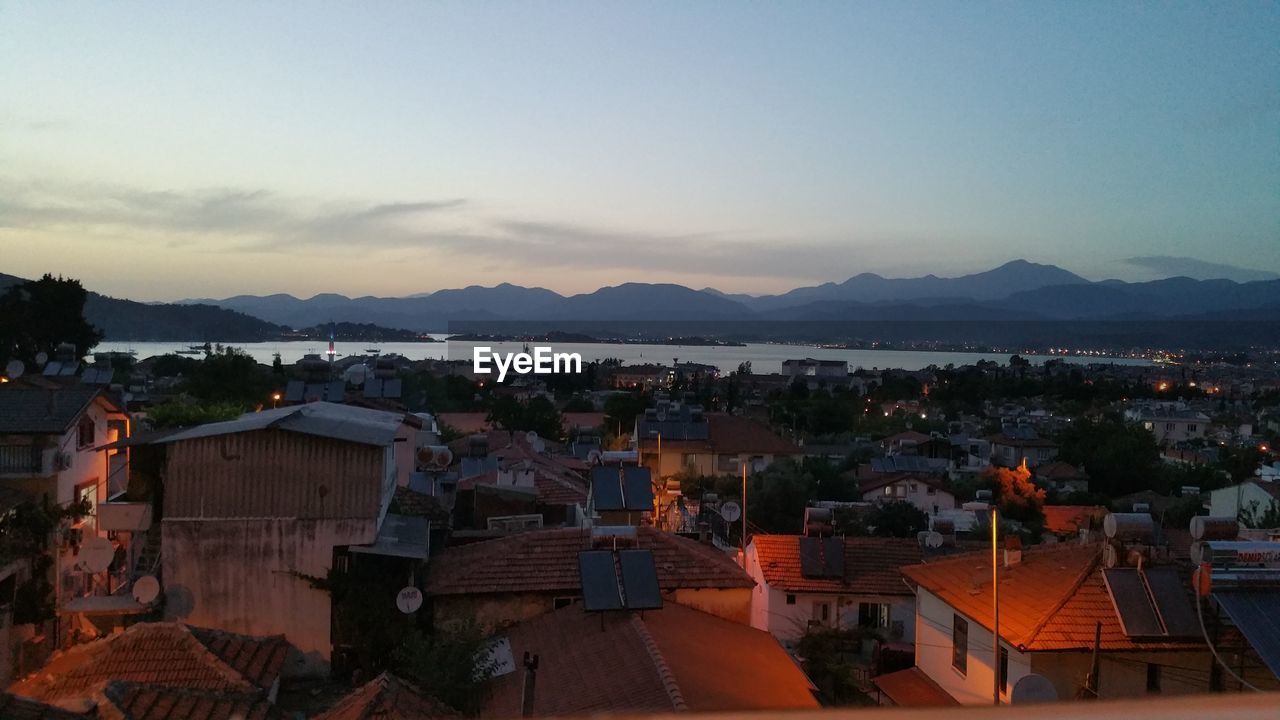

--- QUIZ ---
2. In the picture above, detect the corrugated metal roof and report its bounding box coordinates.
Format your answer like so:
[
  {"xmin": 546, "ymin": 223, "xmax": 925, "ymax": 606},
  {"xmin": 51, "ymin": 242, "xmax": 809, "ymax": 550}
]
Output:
[
  {"xmin": 349, "ymin": 513, "xmax": 430, "ymax": 559},
  {"xmin": 158, "ymin": 402, "xmax": 405, "ymax": 447}
]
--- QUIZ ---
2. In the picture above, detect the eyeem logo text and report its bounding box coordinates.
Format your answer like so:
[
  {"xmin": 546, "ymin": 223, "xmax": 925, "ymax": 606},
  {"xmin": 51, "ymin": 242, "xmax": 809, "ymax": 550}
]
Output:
[{"xmin": 473, "ymin": 346, "xmax": 583, "ymax": 383}]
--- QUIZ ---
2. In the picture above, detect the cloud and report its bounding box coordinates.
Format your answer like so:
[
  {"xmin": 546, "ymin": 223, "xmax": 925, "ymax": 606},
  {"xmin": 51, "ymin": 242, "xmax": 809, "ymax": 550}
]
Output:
[
  {"xmin": 0, "ymin": 176, "xmax": 879, "ymax": 286},
  {"xmin": 1122, "ymin": 256, "xmax": 1280, "ymax": 283}
]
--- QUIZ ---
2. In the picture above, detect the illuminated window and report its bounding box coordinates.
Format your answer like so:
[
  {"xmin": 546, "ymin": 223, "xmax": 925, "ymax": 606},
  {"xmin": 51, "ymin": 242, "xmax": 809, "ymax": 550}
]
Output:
[
  {"xmin": 77, "ymin": 417, "xmax": 95, "ymax": 449},
  {"xmin": 952, "ymin": 614, "xmax": 968, "ymax": 674}
]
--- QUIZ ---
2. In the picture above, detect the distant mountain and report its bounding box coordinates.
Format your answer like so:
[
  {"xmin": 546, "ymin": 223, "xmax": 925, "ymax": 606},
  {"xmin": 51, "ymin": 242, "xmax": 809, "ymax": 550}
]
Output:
[
  {"xmin": 2, "ymin": 273, "xmax": 287, "ymax": 342},
  {"xmin": 998, "ymin": 277, "xmax": 1280, "ymax": 319},
  {"xmin": 758, "ymin": 300, "xmax": 1046, "ymax": 322},
  {"xmin": 746, "ymin": 260, "xmax": 1087, "ymax": 310},
  {"xmin": 532, "ymin": 283, "xmax": 752, "ymax": 321}
]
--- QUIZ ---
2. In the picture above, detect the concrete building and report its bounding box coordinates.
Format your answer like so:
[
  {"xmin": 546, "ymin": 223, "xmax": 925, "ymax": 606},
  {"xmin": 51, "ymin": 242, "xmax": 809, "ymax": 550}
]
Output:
[{"xmin": 1209, "ymin": 480, "xmax": 1280, "ymax": 525}]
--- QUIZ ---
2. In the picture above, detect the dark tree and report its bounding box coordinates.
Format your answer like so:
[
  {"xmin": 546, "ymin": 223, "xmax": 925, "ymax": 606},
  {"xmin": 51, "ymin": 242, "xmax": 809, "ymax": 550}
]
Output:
[{"xmin": 0, "ymin": 274, "xmax": 102, "ymax": 368}]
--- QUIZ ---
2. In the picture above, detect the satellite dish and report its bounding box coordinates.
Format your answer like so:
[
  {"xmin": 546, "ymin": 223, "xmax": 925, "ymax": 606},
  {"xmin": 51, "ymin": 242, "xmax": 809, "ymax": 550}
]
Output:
[
  {"xmin": 1010, "ymin": 673, "xmax": 1059, "ymax": 704},
  {"xmin": 4, "ymin": 359, "xmax": 23, "ymax": 379},
  {"xmin": 586, "ymin": 450, "xmax": 602, "ymax": 465},
  {"xmin": 34, "ymin": 351, "xmax": 48, "ymax": 367},
  {"xmin": 79, "ymin": 537, "xmax": 115, "ymax": 573},
  {"xmin": 525, "ymin": 431, "xmax": 539, "ymax": 443},
  {"xmin": 720, "ymin": 501, "xmax": 742, "ymax": 523},
  {"xmin": 396, "ymin": 586, "xmax": 423, "ymax": 614},
  {"xmin": 132, "ymin": 575, "xmax": 161, "ymax": 604},
  {"xmin": 925, "ymin": 531, "xmax": 944, "ymax": 549},
  {"xmin": 1103, "ymin": 543, "xmax": 1120, "ymax": 568}
]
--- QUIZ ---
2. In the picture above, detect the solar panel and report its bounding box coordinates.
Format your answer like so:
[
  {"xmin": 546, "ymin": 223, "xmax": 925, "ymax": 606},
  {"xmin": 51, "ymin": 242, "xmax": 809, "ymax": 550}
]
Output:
[
  {"xmin": 42, "ymin": 361, "xmax": 62, "ymax": 376},
  {"xmin": 59, "ymin": 363, "xmax": 78, "ymax": 376},
  {"xmin": 619, "ymin": 549, "xmax": 662, "ymax": 610},
  {"xmin": 382, "ymin": 378, "xmax": 402, "ymax": 399},
  {"xmin": 1103, "ymin": 568, "xmax": 1163, "ymax": 637},
  {"xmin": 821, "ymin": 537, "xmax": 844, "ymax": 578},
  {"xmin": 622, "ymin": 466, "xmax": 653, "ymax": 512},
  {"xmin": 799, "ymin": 537, "xmax": 824, "ymax": 579},
  {"xmin": 578, "ymin": 550, "xmax": 623, "ymax": 611},
  {"xmin": 1144, "ymin": 568, "xmax": 1200, "ymax": 638},
  {"xmin": 363, "ymin": 378, "xmax": 383, "ymax": 398},
  {"xmin": 1214, "ymin": 590, "xmax": 1280, "ymax": 678},
  {"xmin": 591, "ymin": 466, "xmax": 624, "ymax": 511},
  {"xmin": 325, "ymin": 381, "xmax": 345, "ymax": 402}
]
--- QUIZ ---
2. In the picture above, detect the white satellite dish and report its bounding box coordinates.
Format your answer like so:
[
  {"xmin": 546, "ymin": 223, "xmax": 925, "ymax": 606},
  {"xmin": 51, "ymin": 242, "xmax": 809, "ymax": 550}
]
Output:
[
  {"xmin": 132, "ymin": 575, "xmax": 161, "ymax": 604},
  {"xmin": 396, "ymin": 585, "xmax": 423, "ymax": 614},
  {"xmin": 1010, "ymin": 673, "xmax": 1059, "ymax": 704},
  {"xmin": 34, "ymin": 351, "xmax": 48, "ymax": 368},
  {"xmin": 925, "ymin": 531, "xmax": 944, "ymax": 549},
  {"xmin": 79, "ymin": 537, "xmax": 115, "ymax": 573},
  {"xmin": 720, "ymin": 501, "xmax": 742, "ymax": 523},
  {"xmin": 586, "ymin": 450, "xmax": 602, "ymax": 465},
  {"xmin": 4, "ymin": 359, "xmax": 24, "ymax": 379}
]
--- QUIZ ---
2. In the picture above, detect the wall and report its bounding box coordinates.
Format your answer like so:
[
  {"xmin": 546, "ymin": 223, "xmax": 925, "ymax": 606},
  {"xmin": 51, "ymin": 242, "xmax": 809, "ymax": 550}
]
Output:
[
  {"xmin": 914, "ymin": 588, "xmax": 1030, "ymax": 705},
  {"xmin": 1209, "ymin": 483, "xmax": 1276, "ymax": 520},
  {"xmin": 161, "ymin": 517, "xmax": 376, "ymax": 676},
  {"xmin": 863, "ymin": 480, "xmax": 957, "ymax": 517}
]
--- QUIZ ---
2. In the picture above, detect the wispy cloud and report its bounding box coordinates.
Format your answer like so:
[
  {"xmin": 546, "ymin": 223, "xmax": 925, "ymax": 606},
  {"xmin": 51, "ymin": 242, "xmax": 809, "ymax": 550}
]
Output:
[
  {"xmin": 1123, "ymin": 256, "xmax": 1280, "ymax": 283},
  {"xmin": 0, "ymin": 177, "xmax": 881, "ymax": 285}
]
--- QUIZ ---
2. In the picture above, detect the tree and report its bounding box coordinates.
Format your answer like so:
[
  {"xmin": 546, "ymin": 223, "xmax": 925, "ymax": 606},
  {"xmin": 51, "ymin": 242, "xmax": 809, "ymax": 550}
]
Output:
[
  {"xmin": 146, "ymin": 400, "xmax": 244, "ymax": 429},
  {"xmin": 184, "ymin": 347, "xmax": 273, "ymax": 405},
  {"xmin": 1058, "ymin": 418, "xmax": 1163, "ymax": 497},
  {"xmin": 603, "ymin": 392, "xmax": 648, "ymax": 435},
  {"xmin": 837, "ymin": 501, "xmax": 929, "ymax": 538},
  {"xmin": 0, "ymin": 274, "xmax": 103, "ymax": 368},
  {"xmin": 983, "ymin": 463, "xmax": 1046, "ymax": 538}
]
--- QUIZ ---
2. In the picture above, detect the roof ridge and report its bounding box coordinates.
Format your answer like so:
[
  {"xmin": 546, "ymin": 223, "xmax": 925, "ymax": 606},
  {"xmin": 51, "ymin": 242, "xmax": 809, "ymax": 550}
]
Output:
[
  {"xmin": 172, "ymin": 624, "xmax": 263, "ymax": 691},
  {"xmin": 630, "ymin": 615, "xmax": 687, "ymax": 712},
  {"xmin": 1018, "ymin": 547, "xmax": 1103, "ymax": 650}
]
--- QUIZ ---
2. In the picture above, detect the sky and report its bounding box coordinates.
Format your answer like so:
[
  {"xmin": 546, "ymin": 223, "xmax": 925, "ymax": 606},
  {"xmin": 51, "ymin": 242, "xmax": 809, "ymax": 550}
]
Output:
[{"xmin": 1, "ymin": 2, "xmax": 1277, "ymax": 301}]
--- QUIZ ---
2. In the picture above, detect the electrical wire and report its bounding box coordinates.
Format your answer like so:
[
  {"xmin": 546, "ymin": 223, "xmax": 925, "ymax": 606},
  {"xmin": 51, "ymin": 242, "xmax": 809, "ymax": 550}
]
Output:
[{"xmin": 1195, "ymin": 567, "xmax": 1261, "ymax": 692}]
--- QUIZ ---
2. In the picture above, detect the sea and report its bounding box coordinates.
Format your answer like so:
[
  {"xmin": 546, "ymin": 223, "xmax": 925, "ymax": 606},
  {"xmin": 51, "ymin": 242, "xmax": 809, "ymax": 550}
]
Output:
[{"xmin": 95, "ymin": 338, "xmax": 1152, "ymax": 374}]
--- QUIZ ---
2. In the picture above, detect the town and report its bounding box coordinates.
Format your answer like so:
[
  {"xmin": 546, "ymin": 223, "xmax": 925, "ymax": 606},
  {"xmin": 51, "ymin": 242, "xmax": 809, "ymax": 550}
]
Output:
[{"xmin": 1, "ymin": 274, "xmax": 1278, "ymax": 717}]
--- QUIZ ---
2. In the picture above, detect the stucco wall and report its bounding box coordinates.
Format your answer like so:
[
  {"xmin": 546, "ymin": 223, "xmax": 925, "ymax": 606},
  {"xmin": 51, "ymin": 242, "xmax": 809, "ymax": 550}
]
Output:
[
  {"xmin": 915, "ymin": 587, "xmax": 1031, "ymax": 704},
  {"xmin": 162, "ymin": 517, "xmax": 376, "ymax": 676}
]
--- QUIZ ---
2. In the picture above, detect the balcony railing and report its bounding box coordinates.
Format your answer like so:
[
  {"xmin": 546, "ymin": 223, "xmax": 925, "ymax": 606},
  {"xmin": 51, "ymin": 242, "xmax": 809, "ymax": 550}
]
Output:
[{"xmin": 0, "ymin": 445, "xmax": 42, "ymax": 475}]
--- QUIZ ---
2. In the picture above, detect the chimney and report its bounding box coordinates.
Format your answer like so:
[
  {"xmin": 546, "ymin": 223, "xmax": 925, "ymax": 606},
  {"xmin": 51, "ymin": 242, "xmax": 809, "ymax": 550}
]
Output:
[{"xmin": 1003, "ymin": 535, "xmax": 1022, "ymax": 568}]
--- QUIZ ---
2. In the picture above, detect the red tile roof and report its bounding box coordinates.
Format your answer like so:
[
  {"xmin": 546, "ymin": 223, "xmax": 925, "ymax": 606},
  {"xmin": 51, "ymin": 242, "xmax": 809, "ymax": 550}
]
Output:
[
  {"xmin": 481, "ymin": 603, "xmax": 817, "ymax": 717},
  {"xmin": 8, "ymin": 623, "xmax": 289, "ymax": 706},
  {"xmin": 1040, "ymin": 505, "xmax": 1106, "ymax": 536},
  {"xmin": 872, "ymin": 667, "xmax": 959, "ymax": 707},
  {"xmin": 435, "ymin": 413, "xmax": 490, "ymax": 434},
  {"xmin": 95, "ymin": 682, "xmax": 279, "ymax": 720},
  {"xmin": 751, "ymin": 535, "xmax": 921, "ymax": 596},
  {"xmin": 315, "ymin": 674, "xmax": 459, "ymax": 720},
  {"xmin": 0, "ymin": 693, "xmax": 85, "ymax": 719},
  {"xmin": 1035, "ymin": 462, "xmax": 1088, "ymax": 480},
  {"xmin": 901, "ymin": 544, "xmax": 1206, "ymax": 652},
  {"xmin": 424, "ymin": 527, "xmax": 752, "ymax": 597},
  {"xmin": 705, "ymin": 414, "xmax": 800, "ymax": 456}
]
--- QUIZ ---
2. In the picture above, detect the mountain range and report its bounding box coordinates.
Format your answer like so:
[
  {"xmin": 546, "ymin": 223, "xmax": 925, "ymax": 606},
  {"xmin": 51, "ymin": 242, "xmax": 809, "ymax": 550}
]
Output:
[{"xmin": 181, "ymin": 260, "xmax": 1280, "ymax": 332}]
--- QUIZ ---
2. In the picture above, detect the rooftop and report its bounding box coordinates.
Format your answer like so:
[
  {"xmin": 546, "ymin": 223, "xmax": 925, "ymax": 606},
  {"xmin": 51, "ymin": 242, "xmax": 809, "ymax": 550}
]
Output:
[
  {"xmin": 157, "ymin": 402, "xmax": 414, "ymax": 447},
  {"xmin": 95, "ymin": 681, "xmax": 279, "ymax": 720},
  {"xmin": 314, "ymin": 673, "xmax": 459, "ymax": 720},
  {"xmin": 8, "ymin": 623, "xmax": 290, "ymax": 706},
  {"xmin": 751, "ymin": 535, "xmax": 922, "ymax": 596},
  {"xmin": 0, "ymin": 385, "xmax": 119, "ymax": 435},
  {"xmin": 424, "ymin": 527, "xmax": 752, "ymax": 597},
  {"xmin": 481, "ymin": 602, "xmax": 818, "ymax": 717}
]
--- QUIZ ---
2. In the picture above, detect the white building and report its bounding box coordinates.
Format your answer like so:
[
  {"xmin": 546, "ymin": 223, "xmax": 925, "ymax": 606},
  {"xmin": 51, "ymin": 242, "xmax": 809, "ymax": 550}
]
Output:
[
  {"xmin": 1209, "ymin": 480, "xmax": 1280, "ymax": 525},
  {"xmin": 859, "ymin": 474, "xmax": 957, "ymax": 518}
]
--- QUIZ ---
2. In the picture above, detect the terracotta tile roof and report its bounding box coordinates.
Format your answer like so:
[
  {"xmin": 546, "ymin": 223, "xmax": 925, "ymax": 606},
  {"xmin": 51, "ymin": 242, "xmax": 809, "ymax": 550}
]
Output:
[
  {"xmin": 481, "ymin": 603, "xmax": 817, "ymax": 717},
  {"xmin": 872, "ymin": 667, "xmax": 959, "ymax": 707},
  {"xmin": 1035, "ymin": 461, "xmax": 1087, "ymax": 480},
  {"xmin": 425, "ymin": 527, "xmax": 752, "ymax": 597},
  {"xmin": 751, "ymin": 535, "xmax": 921, "ymax": 596},
  {"xmin": 8, "ymin": 623, "xmax": 289, "ymax": 706},
  {"xmin": 315, "ymin": 673, "xmax": 459, "ymax": 720},
  {"xmin": 1041, "ymin": 505, "xmax": 1106, "ymax": 536},
  {"xmin": 705, "ymin": 414, "xmax": 799, "ymax": 456},
  {"xmin": 880, "ymin": 430, "xmax": 932, "ymax": 447},
  {"xmin": 456, "ymin": 468, "xmax": 588, "ymax": 506},
  {"xmin": 0, "ymin": 693, "xmax": 84, "ymax": 719},
  {"xmin": 902, "ymin": 544, "xmax": 1207, "ymax": 652},
  {"xmin": 95, "ymin": 682, "xmax": 279, "ymax": 720}
]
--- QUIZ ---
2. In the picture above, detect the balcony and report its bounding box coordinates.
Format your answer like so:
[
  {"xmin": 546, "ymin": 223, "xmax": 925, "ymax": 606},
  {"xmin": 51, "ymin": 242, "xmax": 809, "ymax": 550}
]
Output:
[
  {"xmin": 0, "ymin": 445, "xmax": 43, "ymax": 476},
  {"xmin": 96, "ymin": 502, "xmax": 153, "ymax": 532}
]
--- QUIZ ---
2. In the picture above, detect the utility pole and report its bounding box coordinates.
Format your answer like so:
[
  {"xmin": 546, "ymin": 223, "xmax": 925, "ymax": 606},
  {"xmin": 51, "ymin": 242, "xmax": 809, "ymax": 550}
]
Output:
[
  {"xmin": 741, "ymin": 462, "xmax": 748, "ymax": 558},
  {"xmin": 992, "ymin": 506, "xmax": 1000, "ymax": 706}
]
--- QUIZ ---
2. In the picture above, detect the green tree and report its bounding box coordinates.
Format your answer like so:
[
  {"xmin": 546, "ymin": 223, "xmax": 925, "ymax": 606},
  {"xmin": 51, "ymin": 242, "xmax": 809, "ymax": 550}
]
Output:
[
  {"xmin": 1058, "ymin": 418, "xmax": 1163, "ymax": 497},
  {"xmin": 838, "ymin": 500, "xmax": 930, "ymax": 538},
  {"xmin": 146, "ymin": 400, "xmax": 245, "ymax": 429},
  {"xmin": 0, "ymin": 274, "xmax": 103, "ymax": 368}
]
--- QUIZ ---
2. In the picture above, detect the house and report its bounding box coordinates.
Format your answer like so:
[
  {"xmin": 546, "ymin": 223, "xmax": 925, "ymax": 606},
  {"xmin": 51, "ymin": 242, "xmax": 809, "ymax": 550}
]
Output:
[
  {"xmin": 121, "ymin": 403, "xmax": 428, "ymax": 674},
  {"xmin": 900, "ymin": 543, "xmax": 1279, "ymax": 705},
  {"xmin": 1209, "ymin": 481, "xmax": 1280, "ymax": 525},
  {"xmin": 607, "ymin": 364, "xmax": 671, "ymax": 390},
  {"xmin": 315, "ymin": 673, "xmax": 458, "ymax": 719},
  {"xmin": 745, "ymin": 535, "xmax": 922, "ymax": 646},
  {"xmin": 880, "ymin": 430, "xmax": 932, "ymax": 455},
  {"xmin": 1136, "ymin": 408, "xmax": 1210, "ymax": 447},
  {"xmin": 7, "ymin": 622, "xmax": 289, "ymax": 714},
  {"xmin": 1034, "ymin": 462, "xmax": 1090, "ymax": 494},
  {"xmin": 479, "ymin": 601, "xmax": 818, "ymax": 717},
  {"xmin": 988, "ymin": 426, "xmax": 1058, "ymax": 468},
  {"xmin": 636, "ymin": 406, "xmax": 798, "ymax": 479},
  {"xmin": 423, "ymin": 526, "xmax": 754, "ymax": 631},
  {"xmin": 858, "ymin": 474, "xmax": 957, "ymax": 517},
  {"xmin": 782, "ymin": 358, "xmax": 849, "ymax": 378},
  {"xmin": 0, "ymin": 382, "xmax": 130, "ymax": 520}
]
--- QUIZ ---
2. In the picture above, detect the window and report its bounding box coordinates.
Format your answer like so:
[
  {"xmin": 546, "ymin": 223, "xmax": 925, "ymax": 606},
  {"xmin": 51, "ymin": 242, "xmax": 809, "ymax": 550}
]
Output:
[
  {"xmin": 883, "ymin": 486, "xmax": 894, "ymax": 496},
  {"xmin": 1165, "ymin": 423, "xmax": 1175, "ymax": 431},
  {"xmin": 813, "ymin": 601, "xmax": 831, "ymax": 625},
  {"xmin": 682, "ymin": 453, "xmax": 697, "ymax": 468},
  {"xmin": 1146, "ymin": 663, "xmax": 1161, "ymax": 693},
  {"xmin": 785, "ymin": 594, "xmax": 796, "ymax": 605},
  {"xmin": 553, "ymin": 596, "xmax": 575, "ymax": 609},
  {"xmin": 1187, "ymin": 424, "xmax": 1197, "ymax": 432},
  {"xmin": 999, "ymin": 645, "xmax": 1009, "ymax": 693},
  {"xmin": 77, "ymin": 417, "xmax": 95, "ymax": 449},
  {"xmin": 927, "ymin": 486, "xmax": 937, "ymax": 496},
  {"xmin": 909, "ymin": 483, "xmax": 919, "ymax": 493},
  {"xmin": 952, "ymin": 615, "xmax": 968, "ymax": 674},
  {"xmin": 858, "ymin": 602, "xmax": 890, "ymax": 629}
]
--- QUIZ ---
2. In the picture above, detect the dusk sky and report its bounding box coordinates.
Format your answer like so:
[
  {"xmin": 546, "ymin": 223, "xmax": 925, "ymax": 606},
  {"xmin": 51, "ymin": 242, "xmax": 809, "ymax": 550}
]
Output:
[{"xmin": 2, "ymin": 2, "xmax": 1277, "ymax": 301}]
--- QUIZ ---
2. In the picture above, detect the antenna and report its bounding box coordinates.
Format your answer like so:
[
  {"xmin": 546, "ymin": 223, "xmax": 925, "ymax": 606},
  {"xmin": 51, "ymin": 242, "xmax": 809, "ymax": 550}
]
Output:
[
  {"xmin": 79, "ymin": 537, "xmax": 115, "ymax": 573},
  {"xmin": 132, "ymin": 575, "xmax": 161, "ymax": 604}
]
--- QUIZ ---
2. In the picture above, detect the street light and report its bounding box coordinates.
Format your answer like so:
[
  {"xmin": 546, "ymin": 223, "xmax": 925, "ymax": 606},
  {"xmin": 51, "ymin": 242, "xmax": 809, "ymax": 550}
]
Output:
[{"xmin": 271, "ymin": 392, "xmax": 282, "ymax": 409}]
